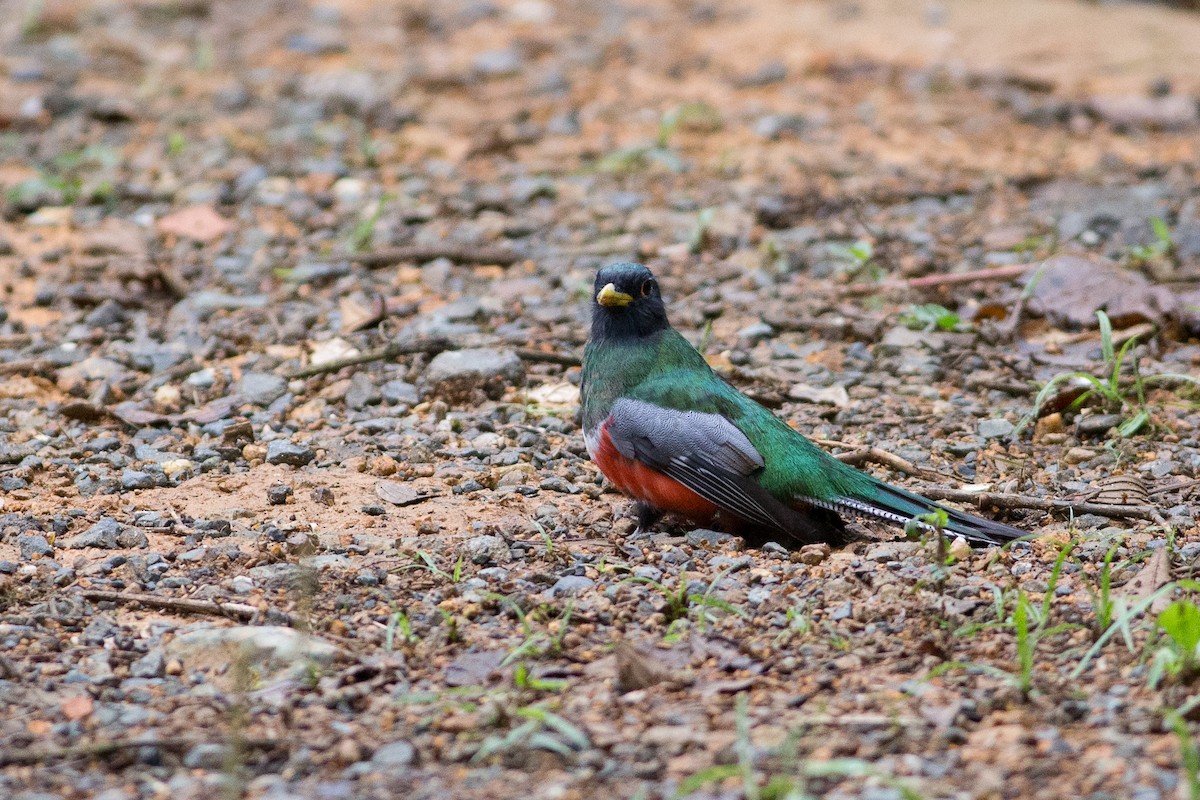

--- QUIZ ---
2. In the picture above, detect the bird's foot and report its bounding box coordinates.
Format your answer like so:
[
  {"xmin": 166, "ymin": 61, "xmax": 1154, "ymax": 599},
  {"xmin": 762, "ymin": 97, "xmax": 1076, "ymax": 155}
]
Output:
[{"xmin": 632, "ymin": 502, "xmax": 664, "ymax": 536}]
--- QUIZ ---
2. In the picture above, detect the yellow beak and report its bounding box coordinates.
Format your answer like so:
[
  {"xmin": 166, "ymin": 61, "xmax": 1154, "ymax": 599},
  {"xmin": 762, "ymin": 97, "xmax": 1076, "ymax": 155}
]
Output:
[{"xmin": 596, "ymin": 283, "xmax": 633, "ymax": 308}]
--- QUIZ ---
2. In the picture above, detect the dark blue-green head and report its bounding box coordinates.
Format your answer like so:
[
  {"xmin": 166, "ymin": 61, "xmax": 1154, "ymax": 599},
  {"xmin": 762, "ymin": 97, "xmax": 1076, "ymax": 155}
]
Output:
[{"xmin": 590, "ymin": 262, "xmax": 669, "ymax": 342}]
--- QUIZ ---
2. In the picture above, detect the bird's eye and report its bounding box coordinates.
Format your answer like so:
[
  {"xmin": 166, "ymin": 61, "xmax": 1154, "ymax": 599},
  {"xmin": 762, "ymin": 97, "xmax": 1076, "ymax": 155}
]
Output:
[{"xmin": 640, "ymin": 279, "xmax": 654, "ymax": 297}]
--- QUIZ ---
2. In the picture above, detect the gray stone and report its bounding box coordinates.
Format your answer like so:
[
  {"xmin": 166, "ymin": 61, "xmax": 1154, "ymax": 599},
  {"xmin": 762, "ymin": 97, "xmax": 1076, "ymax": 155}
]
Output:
[
  {"xmin": 548, "ymin": 575, "xmax": 595, "ymax": 597},
  {"xmin": 117, "ymin": 528, "xmax": 149, "ymax": 548},
  {"xmin": 371, "ymin": 740, "xmax": 416, "ymax": 768},
  {"xmin": 538, "ymin": 476, "xmax": 578, "ymax": 494},
  {"xmin": 17, "ymin": 534, "xmax": 53, "ymax": 559},
  {"xmin": 130, "ymin": 649, "xmax": 165, "ymax": 679},
  {"xmin": 381, "ymin": 380, "xmax": 420, "ymax": 405},
  {"xmin": 737, "ymin": 321, "xmax": 775, "ymax": 340},
  {"xmin": 459, "ymin": 534, "xmax": 510, "ymax": 565},
  {"xmin": 866, "ymin": 542, "xmax": 923, "ymax": 562},
  {"xmin": 1077, "ymin": 414, "xmax": 1123, "ymax": 435},
  {"xmin": 632, "ymin": 566, "xmax": 663, "ymax": 582},
  {"xmin": 121, "ymin": 469, "xmax": 156, "ymax": 490},
  {"xmin": 183, "ymin": 742, "xmax": 231, "ymax": 770},
  {"xmin": 345, "ymin": 372, "xmax": 382, "ymax": 410},
  {"xmin": 64, "ymin": 517, "xmax": 122, "ymax": 549},
  {"xmin": 473, "ymin": 49, "xmax": 523, "ymax": 78},
  {"xmin": 299, "ymin": 70, "xmax": 384, "ymax": 115},
  {"xmin": 686, "ymin": 529, "xmax": 738, "ymax": 547},
  {"xmin": 239, "ymin": 372, "xmax": 287, "ymax": 406},
  {"xmin": 266, "ymin": 440, "xmax": 315, "ymax": 466},
  {"xmin": 754, "ymin": 113, "xmax": 808, "ymax": 140},
  {"xmin": 423, "ymin": 348, "xmax": 525, "ymax": 402},
  {"xmin": 978, "ymin": 418, "xmax": 1014, "ymax": 439},
  {"xmin": 164, "ymin": 625, "xmax": 343, "ymax": 688}
]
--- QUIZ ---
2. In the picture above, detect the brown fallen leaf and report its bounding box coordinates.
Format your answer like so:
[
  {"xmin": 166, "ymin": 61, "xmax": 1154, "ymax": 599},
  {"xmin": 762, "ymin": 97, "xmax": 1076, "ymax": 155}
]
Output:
[
  {"xmin": 1117, "ymin": 545, "xmax": 1172, "ymax": 614},
  {"xmin": 1028, "ymin": 255, "xmax": 1176, "ymax": 329},
  {"xmin": 615, "ymin": 640, "xmax": 682, "ymax": 693},
  {"xmin": 60, "ymin": 694, "xmax": 94, "ymax": 721},
  {"xmin": 157, "ymin": 205, "xmax": 233, "ymax": 243},
  {"xmin": 376, "ymin": 480, "xmax": 434, "ymax": 507}
]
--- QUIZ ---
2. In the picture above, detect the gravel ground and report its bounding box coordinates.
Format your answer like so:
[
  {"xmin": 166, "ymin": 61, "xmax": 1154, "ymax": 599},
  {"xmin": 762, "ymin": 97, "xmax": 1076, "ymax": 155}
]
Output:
[{"xmin": 2, "ymin": 1, "xmax": 1200, "ymax": 799}]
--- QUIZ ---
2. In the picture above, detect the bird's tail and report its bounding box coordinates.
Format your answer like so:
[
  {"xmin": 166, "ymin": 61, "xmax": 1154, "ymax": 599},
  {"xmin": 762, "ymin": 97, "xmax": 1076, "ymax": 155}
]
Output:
[{"xmin": 802, "ymin": 479, "xmax": 1026, "ymax": 547}]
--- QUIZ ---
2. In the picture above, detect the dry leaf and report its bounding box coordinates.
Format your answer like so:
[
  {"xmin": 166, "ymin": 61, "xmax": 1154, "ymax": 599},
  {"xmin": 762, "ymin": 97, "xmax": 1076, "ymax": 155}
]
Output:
[
  {"xmin": 60, "ymin": 694, "xmax": 94, "ymax": 721},
  {"xmin": 157, "ymin": 205, "xmax": 233, "ymax": 243},
  {"xmin": 375, "ymin": 480, "xmax": 433, "ymax": 507},
  {"xmin": 615, "ymin": 640, "xmax": 680, "ymax": 693},
  {"xmin": 1117, "ymin": 545, "xmax": 1172, "ymax": 613},
  {"xmin": 524, "ymin": 382, "xmax": 580, "ymax": 409},
  {"xmin": 309, "ymin": 337, "xmax": 360, "ymax": 367}
]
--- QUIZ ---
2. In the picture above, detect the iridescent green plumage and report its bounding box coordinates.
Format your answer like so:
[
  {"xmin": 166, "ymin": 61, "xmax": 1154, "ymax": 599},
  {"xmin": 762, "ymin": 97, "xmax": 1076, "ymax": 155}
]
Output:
[{"xmin": 582, "ymin": 262, "xmax": 1025, "ymax": 547}]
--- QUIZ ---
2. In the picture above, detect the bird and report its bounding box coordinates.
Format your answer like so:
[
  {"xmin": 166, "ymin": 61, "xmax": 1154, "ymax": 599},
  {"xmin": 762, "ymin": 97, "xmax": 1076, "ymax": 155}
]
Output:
[{"xmin": 580, "ymin": 262, "xmax": 1026, "ymax": 548}]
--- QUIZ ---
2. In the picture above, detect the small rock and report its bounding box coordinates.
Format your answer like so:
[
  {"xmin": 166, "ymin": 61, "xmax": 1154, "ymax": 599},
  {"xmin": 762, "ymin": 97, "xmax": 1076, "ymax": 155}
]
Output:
[
  {"xmin": 267, "ymin": 484, "xmax": 293, "ymax": 505},
  {"xmin": 266, "ymin": 440, "xmax": 315, "ymax": 467},
  {"xmin": 230, "ymin": 575, "xmax": 255, "ymax": 594},
  {"xmin": 239, "ymin": 372, "xmax": 287, "ymax": 406},
  {"xmin": 183, "ymin": 743, "xmax": 230, "ymax": 770},
  {"xmin": 371, "ymin": 740, "xmax": 416, "ymax": 768},
  {"xmin": 1064, "ymin": 447, "xmax": 1096, "ymax": 465},
  {"xmin": 130, "ymin": 650, "xmax": 165, "ymax": 679},
  {"xmin": 1076, "ymin": 414, "xmax": 1123, "ymax": 435},
  {"xmin": 164, "ymin": 625, "xmax": 342, "ymax": 689},
  {"xmin": 978, "ymin": 419, "xmax": 1014, "ymax": 439},
  {"xmin": 632, "ymin": 566, "xmax": 663, "ymax": 582},
  {"xmin": 64, "ymin": 517, "xmax": 122, "ymax": 549},
  {"xmin": 754, "ymin": 113, "xmax": 808, "ymax": 140},
  {"xmin": 948, "ymin": 536, "xmax": 972, "ymax": 562},
  {"xmin": 473, "ymin": 49, "xmax": 523, "ymax": 78},
  {"xmin": 686, "ymin": 529, "xmax": 738, "ymax": 547},
  {"xmin": 161, "ymin": 459, "xmax": 193, "ymax": 479},
  {"xmin": 382, "ymin": 380, "xmax": 420, "ymax": 405},
  {"xmin": 548, "ymin": 575, "xmax": 595, "ymax": 597},
  {"xmin": 121, "ymin": 469, "xmax": 155, "ymax": 490},
  {"xmin": 1087, "ymin": 94, "xmax": 1198, "ymax": 131},
  {"xmin": 538, "ymin": 476, "xmax": 578, "ymax": 493},
  {"xmin": 17, "ymin": 534, "xmax": 53, "ymax": 559},
  {"xmin": 459, "ymin": 535, "xmax": 510, "ymax": 565},
  {"xmin": 796, "ymin": 543, "xmax": 831, "ymax": 564},
  {"xmin": 737, "ymin": 321, "xmax": 775, "ymax": 340},
  {"xmin": 424, "ymin": 348, "xmax": 525, "ymax": 403},
  {"xmin": 346, "ymin": 372, "xmax": 383, "ymax": 409},
  {"xmin": 865, "ymin": 542, "xmax": 922, "ymax": 562}
]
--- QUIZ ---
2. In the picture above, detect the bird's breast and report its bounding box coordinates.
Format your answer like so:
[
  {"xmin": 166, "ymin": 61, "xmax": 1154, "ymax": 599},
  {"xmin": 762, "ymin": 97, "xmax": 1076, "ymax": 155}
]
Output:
[{"xmin": 588, "ymin": 419, "xmax": 719, "ymax": 520}]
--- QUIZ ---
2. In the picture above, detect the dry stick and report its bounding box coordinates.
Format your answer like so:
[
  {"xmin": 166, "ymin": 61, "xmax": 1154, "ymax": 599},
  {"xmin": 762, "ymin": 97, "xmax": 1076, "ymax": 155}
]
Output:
[
  {"xmin": 820, "ymin": 440, "xmax": 943, "ymax": 481},
  {"xmin": 287, "ymin": 338, "xmax": 580, "ymax": 379},
  {"xmin": 914, "ymin": 486, "xmax": 1156, "ymax": 521},
  {"xmin": 286, "ymin": 338, "xmax": 453, "ymax": 379},
  {"xmin": 354, "ymin": 244, "xmax": 520, "ymax": 268},
  {"xmin": 514, "ymin": 348, "xmax": 581, "ymax": 367},
  {"xmin": 904, "ymin": 262, "xmax": 1039, "ymax": 288},
  {"xmin": 80, "ymin": 590, "xmax": 289, "ymax": 624},
  {"xmin": 0, "ymin": 736, "xmax": 278, "ymax": 767},
  {"xmin": 838, "ymin": 262, "xmax": 1038, "ymax": 297}
]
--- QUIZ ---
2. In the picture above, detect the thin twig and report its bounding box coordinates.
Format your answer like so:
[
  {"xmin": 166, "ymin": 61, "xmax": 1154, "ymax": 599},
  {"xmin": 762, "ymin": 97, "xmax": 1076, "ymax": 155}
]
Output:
[
  {"xmin": 904, "ymin": 262, "xmax": 1038, "ymax": 289},
  {"xmin": 514, "ymin": 348, "xmax": 581, "ymax": 367},
  {"xmin": 286, "ymin": 338, "xmax": 452, "ymax": 379},
  {"xmin": 914, "ymin": 486, "xmax": 1156, "ymax": 521},
  {"xmin": 80, "ymin": 590, "xmax": 285, "ymax": 623},
  {"xmin": 0, "ymin": 736, "xmax": 279, "ymax": 767},
  {"xmin": 820, "ymin": 440, "xmax": 944, "ymax": 481},
  {"xmin": 354, "ymin": 244, "xmax": 521, "ymax": 268}
]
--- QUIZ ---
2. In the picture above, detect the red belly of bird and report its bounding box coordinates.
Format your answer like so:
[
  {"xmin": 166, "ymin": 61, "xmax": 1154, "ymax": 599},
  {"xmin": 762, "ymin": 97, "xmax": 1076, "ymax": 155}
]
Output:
[{"xmin": 591, "ymin": 423, "xmax": 719, "ymax": 520}]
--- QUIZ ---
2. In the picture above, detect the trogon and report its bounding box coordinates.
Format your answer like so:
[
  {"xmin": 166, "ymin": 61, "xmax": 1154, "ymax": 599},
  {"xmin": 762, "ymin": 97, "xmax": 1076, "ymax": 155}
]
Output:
[{"xmin": 580, "ymin": 262, "xmax": 1025, "ymax": 547}]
